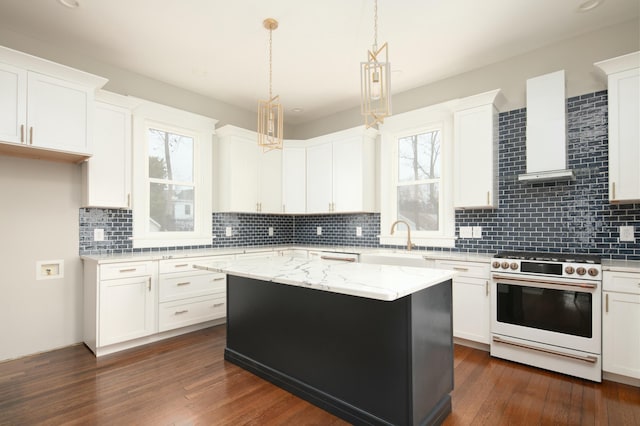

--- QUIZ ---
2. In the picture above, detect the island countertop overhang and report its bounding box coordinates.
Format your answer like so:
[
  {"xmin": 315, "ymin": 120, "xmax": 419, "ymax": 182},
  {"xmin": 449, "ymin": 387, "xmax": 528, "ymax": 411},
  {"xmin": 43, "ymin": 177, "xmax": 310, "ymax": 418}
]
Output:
[{"xmin": 193, "ymin": 256, "xmax": 455, "ymax": 301}]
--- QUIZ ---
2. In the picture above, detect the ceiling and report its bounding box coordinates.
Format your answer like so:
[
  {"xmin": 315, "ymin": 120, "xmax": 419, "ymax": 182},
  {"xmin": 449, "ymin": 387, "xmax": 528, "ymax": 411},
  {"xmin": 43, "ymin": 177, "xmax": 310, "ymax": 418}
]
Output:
[{"xmin": 0, "ymin": 0, "xmax": 637, "ymax": 125}]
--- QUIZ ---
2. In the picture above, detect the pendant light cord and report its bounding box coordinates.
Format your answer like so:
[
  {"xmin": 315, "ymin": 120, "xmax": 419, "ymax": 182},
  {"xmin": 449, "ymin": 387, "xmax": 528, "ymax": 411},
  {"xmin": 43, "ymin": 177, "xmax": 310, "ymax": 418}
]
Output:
[
  {"xmin": 268, "ymin": 27, "xmax": 273, "ymax": 99},
  {"xmin": 373, "ymin": 0, "xmax": 378, "ymax": 51}
]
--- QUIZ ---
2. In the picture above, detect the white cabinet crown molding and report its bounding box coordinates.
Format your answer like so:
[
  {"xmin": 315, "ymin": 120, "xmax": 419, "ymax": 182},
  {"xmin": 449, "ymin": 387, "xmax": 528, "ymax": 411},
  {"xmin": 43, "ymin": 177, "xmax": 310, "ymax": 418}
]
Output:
[
  {"xmin": 453, "ymin": 88, "xmax": 506, "ymax": 112},
  {"xmin": 0, "ymin": 45, "xmax": 107, "ymax": 89},
  {"xmin": 594, "ymin": 51, "xmax": 640, "ymax": 77}
]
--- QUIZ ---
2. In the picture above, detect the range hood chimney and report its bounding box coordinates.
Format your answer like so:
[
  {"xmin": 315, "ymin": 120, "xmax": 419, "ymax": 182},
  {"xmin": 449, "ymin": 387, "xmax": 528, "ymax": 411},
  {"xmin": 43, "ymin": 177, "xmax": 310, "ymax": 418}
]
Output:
[{"xmin": 518, "ymin": 70, "xmax": 575, "ymax": 182}]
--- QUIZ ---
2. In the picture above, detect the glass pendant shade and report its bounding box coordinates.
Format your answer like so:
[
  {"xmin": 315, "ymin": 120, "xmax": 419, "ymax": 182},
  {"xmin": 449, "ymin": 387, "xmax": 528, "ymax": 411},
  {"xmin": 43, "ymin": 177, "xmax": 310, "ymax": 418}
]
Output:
[
  {"xmin": 361, "ymin": 42, "xmax": 391, "ymax": 128},
  {"xmin": 258, "ymin": 95, "xmax": 283, "ymax": 151}
]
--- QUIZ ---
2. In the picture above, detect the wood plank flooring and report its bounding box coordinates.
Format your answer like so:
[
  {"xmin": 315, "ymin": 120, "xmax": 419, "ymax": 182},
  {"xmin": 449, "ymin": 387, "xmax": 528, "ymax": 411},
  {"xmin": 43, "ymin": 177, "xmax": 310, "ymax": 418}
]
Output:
[{"xmin": 0, "ymin": 325, "xmax": 638, "ymax": 425}]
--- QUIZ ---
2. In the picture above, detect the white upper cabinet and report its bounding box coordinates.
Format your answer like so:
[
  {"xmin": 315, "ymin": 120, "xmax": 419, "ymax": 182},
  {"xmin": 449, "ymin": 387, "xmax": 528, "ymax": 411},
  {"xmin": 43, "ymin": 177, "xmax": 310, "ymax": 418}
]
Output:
[
  {"xmin": 0, "ymin": 46, "xmax": 107, "ymax": 162},
  {"xmin": 82, "ymin": 91, "xmax": 138, "ymax": 208},
  {"xmin": 214, "ymin": 125, "xmax": 282, "ymax": 213},
  {"xmin": 305, "ymin": 126, "xmax": 377, "ymax": 214},
  {"xmin": 453, "ymin": 89, "xmax": 503, "ymax": 209},
  {"xmin": 595, "ymin": 52, "xmax": 640, "ymax": 203},
  {"xmin": 282, "ymin": 141, "xmax": 306, "ymax": 214}
]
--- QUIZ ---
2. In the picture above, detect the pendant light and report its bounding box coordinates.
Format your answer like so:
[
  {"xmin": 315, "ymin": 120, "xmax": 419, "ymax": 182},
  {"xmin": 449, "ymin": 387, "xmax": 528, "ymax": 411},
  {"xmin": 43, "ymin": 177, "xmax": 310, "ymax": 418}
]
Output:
[
  {"xmin": 361, "ymin": 0, "xmax": 391, "ymax": 128},
  {"xmin": 257, "ymin": 18, "xmax": 283, "ymax": 151}
]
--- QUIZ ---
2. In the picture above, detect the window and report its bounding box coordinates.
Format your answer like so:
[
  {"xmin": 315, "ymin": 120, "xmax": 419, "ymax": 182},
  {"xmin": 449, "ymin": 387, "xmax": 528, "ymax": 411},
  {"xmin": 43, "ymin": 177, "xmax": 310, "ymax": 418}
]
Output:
[
  {"xmin": 132, "ymin": 100, "xmax": 216, "ymax": 248},
  {"xmin": 379, "ymin": 102, "xmax": 455, "ymax": 248},
  {"xmin": 397, "ymin": 130, "xmax": 441, "ymax": 232}
]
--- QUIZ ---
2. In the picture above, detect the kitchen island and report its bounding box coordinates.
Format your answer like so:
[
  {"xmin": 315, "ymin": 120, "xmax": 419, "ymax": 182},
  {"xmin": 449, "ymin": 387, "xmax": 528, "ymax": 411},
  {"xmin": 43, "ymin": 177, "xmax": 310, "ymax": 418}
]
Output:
[{"xmin": 195, "ymin": 256, "xmax": 455, "ymax": 426}]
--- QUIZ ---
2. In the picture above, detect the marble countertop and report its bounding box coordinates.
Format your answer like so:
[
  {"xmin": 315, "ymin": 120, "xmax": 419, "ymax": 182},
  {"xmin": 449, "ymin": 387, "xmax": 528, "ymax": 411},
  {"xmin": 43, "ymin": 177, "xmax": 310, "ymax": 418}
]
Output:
[{"xmin": 193, "ymin": 256, "xmax": 455, "ymax": 302}]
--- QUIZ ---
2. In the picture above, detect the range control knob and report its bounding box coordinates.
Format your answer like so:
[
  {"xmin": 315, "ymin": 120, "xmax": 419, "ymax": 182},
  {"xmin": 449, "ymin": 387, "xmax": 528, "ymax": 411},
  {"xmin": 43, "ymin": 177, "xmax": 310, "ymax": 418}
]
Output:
[
  {"xmin": 492, "ymin": 261, "xmax": 501, "ymax": 269},
  {"xmin": 501, "ymin": 261, "xmax": 510, "ymax": 270},
  {"xmin": 588, "ymin": 268, "xmax": 599, "ymax": 277},
  {"xmin": 565, "ymin": 266, "xmax": 575, "ymax": 275},
  {"xmin": 510, "ymin": 262, "xmax": 518, "ymax": 270},
  {"xmin": 576, "ymin": 267, "xmax": 587, "ymax": 276}
]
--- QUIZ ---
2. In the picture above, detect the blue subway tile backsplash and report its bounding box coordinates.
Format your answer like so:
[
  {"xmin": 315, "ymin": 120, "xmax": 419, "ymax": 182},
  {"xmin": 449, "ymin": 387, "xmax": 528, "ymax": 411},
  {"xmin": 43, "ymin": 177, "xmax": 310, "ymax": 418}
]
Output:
[{"xmin": 79, "ymin": 90, "xmax": 639, "ymax": 260}]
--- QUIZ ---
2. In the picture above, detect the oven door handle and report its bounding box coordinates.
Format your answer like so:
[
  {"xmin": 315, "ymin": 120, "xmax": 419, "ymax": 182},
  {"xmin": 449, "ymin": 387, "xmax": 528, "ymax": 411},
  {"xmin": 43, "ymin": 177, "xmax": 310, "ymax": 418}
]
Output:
[
  {"xmin": 491, "ymin": 274, "xmax": 597, "ymax": 289},
  {"xmin": 492, "ymin": 336, "xmax": 598, "ymax": 364}
]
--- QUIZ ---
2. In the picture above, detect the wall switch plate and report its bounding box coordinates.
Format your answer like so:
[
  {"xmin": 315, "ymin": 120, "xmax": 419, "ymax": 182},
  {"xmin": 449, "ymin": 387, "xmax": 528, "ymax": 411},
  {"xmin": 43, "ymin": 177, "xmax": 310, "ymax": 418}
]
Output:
[
  {"xmin": 36, "ymin": 260, "xmax": 64, "ymax": 280},
  {"xmin": 472, "ymin": 226, "xmax": 483, "ymax": 239},
  {"xmin": 356, "ymin": 226, "xmax": 362, "ymax": 237},
  {"xmin": 94, "ymin": 228, "xmax": 104, "ymax": 241},
  {"xmin": 459, "ymin": 226, "xmax": 472, "ymax": 238},
  {"xmin": 225, "ymin": 226, "xmax": 232, "ymax": 237},
  {"xmin": 316, "ymin": 226, "xmax": 322, "ymax": 236},
  {"xmin": 268, "ymin": 226, "xmax": 274, "ymax": 236},
  {"xmin": 620, "ymin": 226, "xmax": 635, "ymax": 242}
]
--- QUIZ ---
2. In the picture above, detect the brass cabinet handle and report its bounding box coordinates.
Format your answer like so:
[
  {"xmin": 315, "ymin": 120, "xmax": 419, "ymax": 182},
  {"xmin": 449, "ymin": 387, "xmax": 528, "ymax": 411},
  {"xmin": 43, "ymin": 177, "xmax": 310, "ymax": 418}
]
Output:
[
  {"xmin": 485, "ymin": 280, "xmax": 489, "ymax": 296},
  {"xmin": 212, "ymin": 277, "xmax": 225, "ymax": 282},
  {"xmin": 147, "ymin": 277, "xmax": 151, "ymax": 291},
  {"xmin": 320, "ymin": 255, "xmax": 356, "ymax": 262},
  {"xmin": 127, "ymin": 193, "xmax": 131, "ymax": 208},
  {"xmin": 20, "ymin": 124, "xmax": 24, "ymax": 143},
  {"xmin": 29, "ymin": 126, "xmax": 33, "ymax": 145},
  {"xmin": 119, "ymin": 268, "xmax": 136, "ymax": 273},
  {"xmin": 212, "ymin": 303, "xmax": 224, "ymax": 308},
  {"xmin": 176, "ymin": 281, "xmax": 190, "ymax": 286},
  {"xmin": 453, "ymin": 267, "xmax": 469, "ymax": 272},
  {"xmin": 174, "ymin": 264, "xmax": 188, "ymax": 268},
  {"xmin": 612, "ymin": 182, "xmax": 616, "ymax": 199},
  {"xmin": 605, "ymin": 293, "xmax": 609, "ymax": 313},
  {"xmin": 175, "ymin": 309, "xmax": 188, "ymax": 315},
  {"xmin": 487, "ymin": 191, "xmax": 490, "ymax": 205}
]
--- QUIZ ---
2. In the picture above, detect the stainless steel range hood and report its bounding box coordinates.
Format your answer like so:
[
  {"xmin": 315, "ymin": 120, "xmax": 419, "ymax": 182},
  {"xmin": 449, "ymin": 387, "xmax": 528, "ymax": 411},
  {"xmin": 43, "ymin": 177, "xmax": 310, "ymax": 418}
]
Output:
[{"xmin": 518, "ymin": 70, "xmax": 575, "ymax": 182}]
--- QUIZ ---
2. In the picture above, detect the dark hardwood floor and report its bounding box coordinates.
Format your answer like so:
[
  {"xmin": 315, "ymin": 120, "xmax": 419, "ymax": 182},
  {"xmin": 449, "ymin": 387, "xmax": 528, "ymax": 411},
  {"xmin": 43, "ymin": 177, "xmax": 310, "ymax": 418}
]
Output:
[{"xmin": 0, "ymin": 325, "xmax": 638, "ymax": 425}]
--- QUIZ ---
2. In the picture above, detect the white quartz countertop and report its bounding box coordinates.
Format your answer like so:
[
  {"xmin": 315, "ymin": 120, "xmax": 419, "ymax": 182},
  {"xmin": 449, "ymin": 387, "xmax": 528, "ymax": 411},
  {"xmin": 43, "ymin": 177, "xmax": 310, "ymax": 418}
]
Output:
[{"xmin": 193, "ymin": 256, "xmax": 455, "ymax": 302}]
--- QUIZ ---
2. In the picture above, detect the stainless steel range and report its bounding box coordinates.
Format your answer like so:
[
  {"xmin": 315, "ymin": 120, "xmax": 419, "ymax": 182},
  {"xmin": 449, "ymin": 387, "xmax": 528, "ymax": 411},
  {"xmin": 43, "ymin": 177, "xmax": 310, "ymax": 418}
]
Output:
[{"xmin": 490, "ymin": 251, "xmax": 602, "ymax": 382}]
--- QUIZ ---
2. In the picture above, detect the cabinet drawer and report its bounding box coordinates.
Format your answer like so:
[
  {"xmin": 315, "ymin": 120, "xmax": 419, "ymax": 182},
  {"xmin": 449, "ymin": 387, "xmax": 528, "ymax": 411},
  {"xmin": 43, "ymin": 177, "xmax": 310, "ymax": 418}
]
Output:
[
  {"xmin": 100, "ymin": 261, "xmax": 153, "ymax": 280},
  {"xmin": 435, "ymin": 260, "xmax": 490, "ymax": 278},
  {"xmin": 158, "ymin": 296, "xmax": 226, "ymax": 332},
  {"xmin": 159, "ymin": 255, "xmax": 233, "ymax": 274},
  {"xmin": 604, "ymin": 271, "xmax": 640, "ymax": 295},
  {"xmin": 159, "ymin": 271, "xmax": 226, "ymax": 302}
]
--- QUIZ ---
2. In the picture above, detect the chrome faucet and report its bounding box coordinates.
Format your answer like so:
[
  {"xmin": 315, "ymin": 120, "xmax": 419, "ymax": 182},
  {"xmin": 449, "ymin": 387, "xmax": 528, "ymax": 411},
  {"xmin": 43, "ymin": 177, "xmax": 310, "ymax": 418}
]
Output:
[{"xmin": 390, "ymin": 220, "xmax": 415, "ymax": 251}]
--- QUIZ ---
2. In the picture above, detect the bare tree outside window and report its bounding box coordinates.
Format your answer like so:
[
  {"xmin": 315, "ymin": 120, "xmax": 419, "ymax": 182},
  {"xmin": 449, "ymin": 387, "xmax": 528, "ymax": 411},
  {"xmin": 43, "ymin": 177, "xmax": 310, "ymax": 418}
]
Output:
[
  {"xmin": 397, "ymin": 130, "xmax": 441, "ymax": 231},
  {"xmin": 148, "ymin": 129, "xmax": 195, "ymax": 232}
]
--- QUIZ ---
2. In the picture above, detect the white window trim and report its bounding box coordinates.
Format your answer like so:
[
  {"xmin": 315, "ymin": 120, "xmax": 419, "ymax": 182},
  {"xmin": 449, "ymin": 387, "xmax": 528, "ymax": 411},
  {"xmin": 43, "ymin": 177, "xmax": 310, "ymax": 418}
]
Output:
[
  {"xmin": 379, "ymin": 101, "xmax": 456, "ymax": 248},
  {"xmin": 132, "ymin": 99, "xmax": 217, "ymax": 249}
]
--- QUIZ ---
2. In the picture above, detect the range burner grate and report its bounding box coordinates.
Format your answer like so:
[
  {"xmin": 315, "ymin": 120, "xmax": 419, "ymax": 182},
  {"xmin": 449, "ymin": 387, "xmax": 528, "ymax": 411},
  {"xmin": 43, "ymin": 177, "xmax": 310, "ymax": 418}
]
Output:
[{"xmin": 494, "ymin": 251, "xmax": 601, "ymax": 264}]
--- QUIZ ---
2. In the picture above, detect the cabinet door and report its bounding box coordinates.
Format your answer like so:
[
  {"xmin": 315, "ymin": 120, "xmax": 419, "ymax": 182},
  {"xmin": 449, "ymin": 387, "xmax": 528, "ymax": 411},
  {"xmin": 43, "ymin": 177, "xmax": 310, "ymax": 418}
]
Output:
[
  {"xmin": 609, "ymin": 68, "xmax": 640, "ymax": 202},
  {"xmin": 27, "ymin": 72, "xmax": 91, "ymax": 154},
  {"xmin": 83, "ymin": 101, "xmax": 131, "ymax": 208},
  {"xmin": 259, "ymin": 148, "xmax": 282, "ymax": 213},
  {"xmin": 282, "ymin": 146, "xmax": 306, "ymax": 213},
  {"xmin": 99, "ymin": 275, "xmax": 155, "ymax": 346},
  {"xmin": 452, "ymin": 277, "xmax": 490, "ymax": 344},
  {"xmin": 306, "ymin": 142, "xmax": 333, "ymax": 213},
  {"xmin": 454, "ymin": 104, "xmax": 497, "ymax": 209},
  {"xmin": 603, "ymin": 291, "xmax": 640, "ymax": 379},
  {"xmin": 0, "ymin": 62, "xmax": 26, "ymax": 144},
  {"xmin": 229, "ymin": 138, "xmax": 260, "ymax": 211},
  {"xmin": 333, "ymin": 137, "xmax": 363, "ymax": 212}
]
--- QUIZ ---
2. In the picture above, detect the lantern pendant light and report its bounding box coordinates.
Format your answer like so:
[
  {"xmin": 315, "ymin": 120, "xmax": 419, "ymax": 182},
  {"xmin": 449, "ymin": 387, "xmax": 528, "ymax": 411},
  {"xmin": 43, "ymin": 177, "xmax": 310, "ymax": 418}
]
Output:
[
  {"xmin": 361, "ymin": 0, "xmax": 391, "ymax": 128},
  {"xmin": 258, "ymin": 18, "xmax": 284, "ymax": 152}
]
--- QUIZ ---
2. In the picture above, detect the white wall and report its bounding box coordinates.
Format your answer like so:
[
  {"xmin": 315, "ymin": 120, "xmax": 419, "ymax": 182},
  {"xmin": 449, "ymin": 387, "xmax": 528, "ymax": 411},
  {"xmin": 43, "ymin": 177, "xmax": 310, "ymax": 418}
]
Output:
[{"xmin": 0, "ymin": 156, "xmax": 83, "ymax": 361}]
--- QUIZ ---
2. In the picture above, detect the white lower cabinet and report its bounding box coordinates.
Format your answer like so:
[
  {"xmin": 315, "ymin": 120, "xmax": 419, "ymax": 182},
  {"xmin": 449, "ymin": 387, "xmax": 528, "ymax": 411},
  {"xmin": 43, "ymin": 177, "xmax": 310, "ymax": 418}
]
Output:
[
  {"xmin": 84, "ymin": 260, "xmax": 157, "ymax": 353},
  {"xmin": 83, "ymin": 255, "xmax": 230, "ymax": 356},
  {"xmin": 158, "ymin": 256, "xmax": 230, "ymax": 332},
  {"xmin": 435, "ymin": 260, "xmax": 491, "ymax": 345},
  {"xmin": 603, "ymin": 270, "xmax": 640, "ymax": 380}
]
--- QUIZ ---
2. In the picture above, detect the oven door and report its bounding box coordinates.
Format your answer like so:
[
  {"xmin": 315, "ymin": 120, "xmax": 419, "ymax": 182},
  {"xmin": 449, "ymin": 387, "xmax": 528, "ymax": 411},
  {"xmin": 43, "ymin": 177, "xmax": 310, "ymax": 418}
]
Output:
[{"xmin": 491, "ymin": 273, "xmax": 601, "ymax": 355}]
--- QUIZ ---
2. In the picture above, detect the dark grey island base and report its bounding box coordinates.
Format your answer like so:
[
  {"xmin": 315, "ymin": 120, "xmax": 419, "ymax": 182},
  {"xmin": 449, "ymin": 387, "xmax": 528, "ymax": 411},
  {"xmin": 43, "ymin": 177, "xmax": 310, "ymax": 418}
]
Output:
[{"xmin": 224, "ymin": 275, "xmax": 454, "ymax": 426}]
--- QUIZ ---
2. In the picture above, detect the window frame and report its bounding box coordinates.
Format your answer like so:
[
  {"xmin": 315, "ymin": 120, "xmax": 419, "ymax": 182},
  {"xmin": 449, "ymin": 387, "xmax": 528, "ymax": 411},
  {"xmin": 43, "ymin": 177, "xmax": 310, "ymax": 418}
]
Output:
[
  {"xmin": 132, "ymin": 100, "xmax": 216, "ymax": 249},
  {"xmin": 379, "ymin": 101, "xmax": 456, "ymax": 248}
]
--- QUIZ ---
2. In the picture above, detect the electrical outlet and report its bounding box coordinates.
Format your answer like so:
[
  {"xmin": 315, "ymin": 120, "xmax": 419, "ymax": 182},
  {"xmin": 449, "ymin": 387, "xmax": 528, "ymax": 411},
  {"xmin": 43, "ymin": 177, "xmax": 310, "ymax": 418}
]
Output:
[
  {"xmin": 459, "ymin": 226, "xmax": 472, "ymax": 238},
  {"xmin": 268, "ymin": 226, "xmax": 274, "ymax": 236},
  {"xmin": 36, "ymin": 260, "xmax": 64, "ymax": 280},
  {"xmin": 94, "ymin": 228, "xmax": 104, "ymax": 241},
  {"xmin": 356, "ymin": 226, "xmax": 362, "ymax": 237},
  {"xmin": 620, "ymin": 226, "xmax": 635, "ymax": 242},
  {"xmin": 225, "ymin": 226, "xmax": 232, "ymax": 237},
  {"xmin": 316, "ymin": 227, "xmax": 322, "ymax": 236},
  {"xmin": 472, "ymin": 226, "xmax": 483, "ymax": 239}
]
